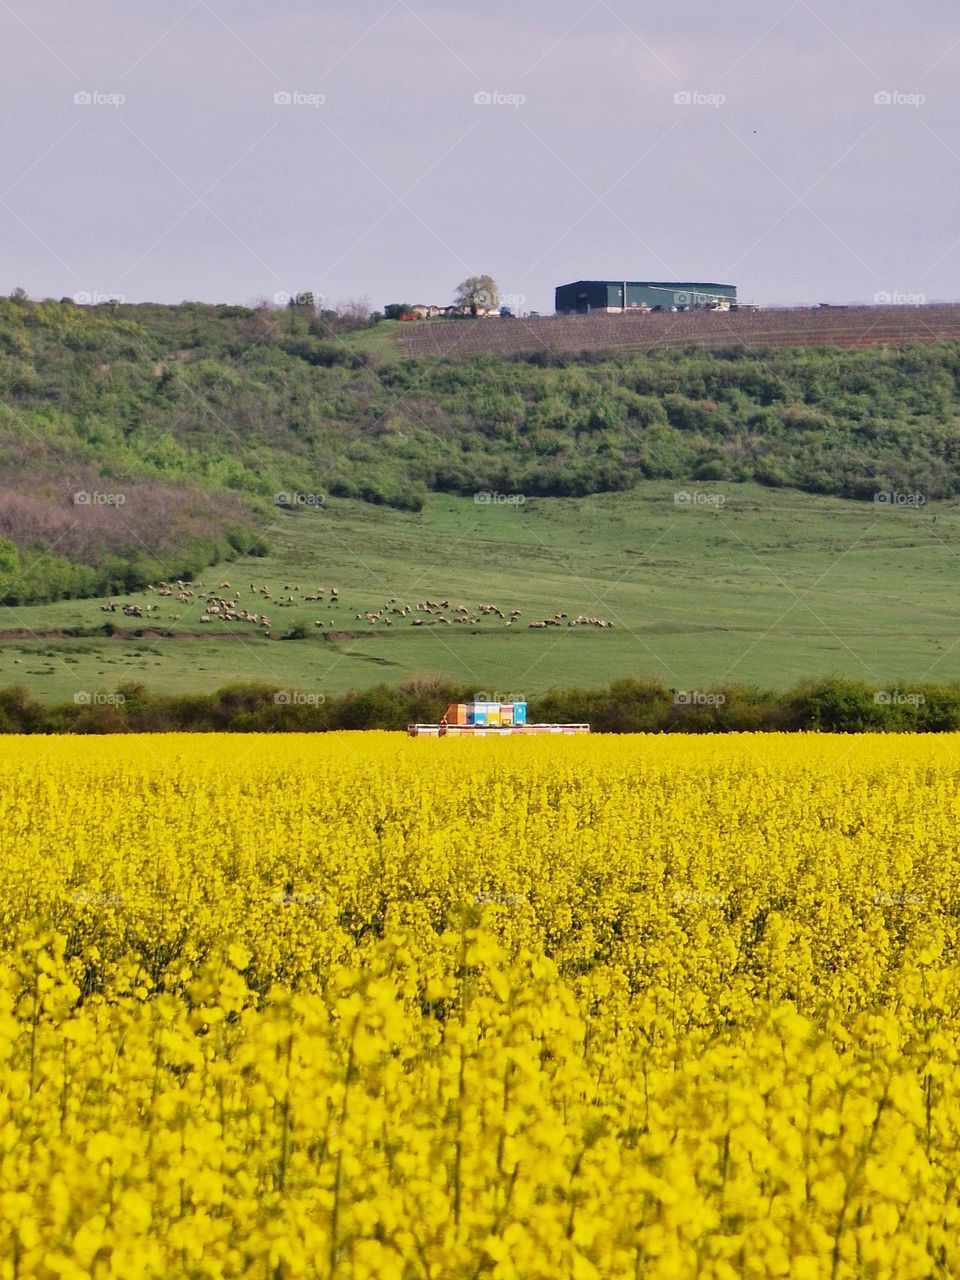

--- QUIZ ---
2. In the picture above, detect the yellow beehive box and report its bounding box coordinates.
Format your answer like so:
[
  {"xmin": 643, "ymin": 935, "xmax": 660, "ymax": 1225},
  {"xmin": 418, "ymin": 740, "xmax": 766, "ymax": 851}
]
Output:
[{"xmin": 487, "ymin": 703, "xmax": 501, "ymax": 726}]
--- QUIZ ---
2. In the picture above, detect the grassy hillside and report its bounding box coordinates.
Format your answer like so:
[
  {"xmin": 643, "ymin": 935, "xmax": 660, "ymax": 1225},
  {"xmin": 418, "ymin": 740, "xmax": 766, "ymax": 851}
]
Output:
[
  {"xmin": 2, "ymin": 485, "xmax": 957, "ymax": 702},
  {"xmin": 4, "ymin": 295, "xmax": 960, "ymax": 611}
]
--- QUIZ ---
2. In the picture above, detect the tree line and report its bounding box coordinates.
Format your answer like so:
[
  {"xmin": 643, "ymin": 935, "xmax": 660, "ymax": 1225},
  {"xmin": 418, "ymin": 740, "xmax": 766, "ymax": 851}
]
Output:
[{"xmin": 1, "ymin": 676, "xmax": 959, "ymax": 734}]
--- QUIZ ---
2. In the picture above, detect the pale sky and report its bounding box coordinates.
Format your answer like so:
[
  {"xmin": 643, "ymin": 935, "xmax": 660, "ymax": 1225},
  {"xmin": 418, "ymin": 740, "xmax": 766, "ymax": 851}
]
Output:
[{"xmin": 2, "ymin": 0, "xmax": 959, "ymax": 312}]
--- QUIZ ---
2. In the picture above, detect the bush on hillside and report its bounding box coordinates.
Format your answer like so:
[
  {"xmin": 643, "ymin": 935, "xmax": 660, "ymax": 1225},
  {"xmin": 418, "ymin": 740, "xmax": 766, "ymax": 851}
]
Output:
[{"xmin": 4, "ymin": 295, "xmax": 960, "ymax": 601}]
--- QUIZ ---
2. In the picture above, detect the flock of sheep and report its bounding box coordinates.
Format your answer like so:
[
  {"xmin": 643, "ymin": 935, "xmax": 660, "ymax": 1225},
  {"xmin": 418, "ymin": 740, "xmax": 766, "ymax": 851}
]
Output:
[
  {"xmin": 531, "ymin": 614, "xmax": 616, "ymax": 629},
  {"xmin": 98, "ymin": 581, "xmax": 614, "ymax": 635},
  {"xmin": 356, "ymin": 598, "xmax": 615, "ymax": 630},
  {"xmin": 101, "ymin": 579, "xmax": 342, "ymax": 636}
]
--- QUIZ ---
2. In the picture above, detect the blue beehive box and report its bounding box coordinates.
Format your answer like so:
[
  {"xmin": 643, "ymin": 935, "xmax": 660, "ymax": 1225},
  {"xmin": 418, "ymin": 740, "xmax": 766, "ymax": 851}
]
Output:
[
  {"xmin": 513, "ymin": 701, "xmax": 527, "ymax": 725},
  {"xmin": 473, "ymin": 704, "xmax": 488, "ymax": 726}
]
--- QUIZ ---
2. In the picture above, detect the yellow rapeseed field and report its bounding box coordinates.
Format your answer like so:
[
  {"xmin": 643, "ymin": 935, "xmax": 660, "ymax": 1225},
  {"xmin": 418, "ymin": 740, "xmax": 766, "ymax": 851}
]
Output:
[{"xmin": 2, "ymin": 732, "xmax": 960, "ymax": 1278}]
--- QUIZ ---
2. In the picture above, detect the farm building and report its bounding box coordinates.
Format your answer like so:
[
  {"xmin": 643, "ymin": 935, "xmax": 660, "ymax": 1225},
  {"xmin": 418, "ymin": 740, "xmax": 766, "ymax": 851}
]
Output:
[{"xmin": 555, "ymin": 280, "xmax": 737, "ymax": 314}]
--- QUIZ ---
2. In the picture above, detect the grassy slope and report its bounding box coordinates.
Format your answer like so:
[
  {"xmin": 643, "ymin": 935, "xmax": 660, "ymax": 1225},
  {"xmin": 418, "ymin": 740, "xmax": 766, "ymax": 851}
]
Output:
[{"xmin": 2, "ymin": 483, "xmax": 957, "ymax": 702}]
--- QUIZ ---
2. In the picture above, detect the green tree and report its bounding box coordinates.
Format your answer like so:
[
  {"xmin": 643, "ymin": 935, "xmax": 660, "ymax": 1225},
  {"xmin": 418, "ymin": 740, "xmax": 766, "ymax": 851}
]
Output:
[{"xmin": 454, "ymin": 276, "xmax": 499, "ymax": 317}]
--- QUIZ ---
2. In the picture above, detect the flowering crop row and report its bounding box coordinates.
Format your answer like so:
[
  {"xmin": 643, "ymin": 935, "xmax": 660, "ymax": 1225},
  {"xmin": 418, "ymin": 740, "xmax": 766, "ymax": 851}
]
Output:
[{"xmin": 1, "ymin": 733, "xmax": 959, "ymax": 1278}]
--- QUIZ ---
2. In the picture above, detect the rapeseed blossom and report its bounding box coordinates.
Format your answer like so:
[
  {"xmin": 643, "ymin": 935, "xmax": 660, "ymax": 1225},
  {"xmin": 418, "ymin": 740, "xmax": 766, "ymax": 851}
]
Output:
[{"xmin": 0, "ymin": 733, "xmax": 958, "ymax": 1277}]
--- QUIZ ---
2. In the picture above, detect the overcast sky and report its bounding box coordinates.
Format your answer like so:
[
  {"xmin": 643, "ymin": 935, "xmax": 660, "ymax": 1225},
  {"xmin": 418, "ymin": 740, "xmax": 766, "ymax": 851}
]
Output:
[{"xmin": 2, "ymin": 0, "xmax": 959, "ymax": 312}]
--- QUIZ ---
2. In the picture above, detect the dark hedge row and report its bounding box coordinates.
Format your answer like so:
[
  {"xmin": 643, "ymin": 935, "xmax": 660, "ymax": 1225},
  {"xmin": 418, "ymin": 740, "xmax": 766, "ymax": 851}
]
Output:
[{"xmin": 1, "ymin": 676, "xmax": 957, "ymax": 734}]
